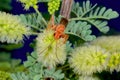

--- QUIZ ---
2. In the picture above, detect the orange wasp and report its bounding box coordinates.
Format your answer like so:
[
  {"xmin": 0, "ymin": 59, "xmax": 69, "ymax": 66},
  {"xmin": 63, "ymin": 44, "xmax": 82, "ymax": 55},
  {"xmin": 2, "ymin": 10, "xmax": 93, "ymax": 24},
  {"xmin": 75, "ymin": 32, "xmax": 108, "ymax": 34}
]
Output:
[
  {"xmin": 47, "ymin": 0, "xmax": 73, "ymax": 42},
  {"xmin": 47, "ymin": 15, "xmax": 69, "ymax": 43}
]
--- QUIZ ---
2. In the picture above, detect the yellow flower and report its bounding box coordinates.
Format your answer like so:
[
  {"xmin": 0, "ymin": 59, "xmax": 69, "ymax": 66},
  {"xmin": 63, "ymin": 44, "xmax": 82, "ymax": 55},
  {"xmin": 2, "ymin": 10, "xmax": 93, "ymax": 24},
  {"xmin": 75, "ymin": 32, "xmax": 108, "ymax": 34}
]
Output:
[
  {"xmin": 0, "ymin": 12, "xmax": 30, "ymax": 43},
  {"xmin": 79, "ymin": 76, "xmax": 100, "ymax": 80},
  {"xmin": 18, "ymin": 0, "xmax": 38, "ymax": 10},
  {"xmin": 69, "ymin": 45, "xmax": 109, "ymax": 75},
  {"xmin": 107, "ymin": 52, "xmax": 120, "ymax": 72},
  {"xmin": 91, "ymin": 36, "xmax": 120, "ymax": 52},
  {"xmin": 48, "ymin": 0, "xmax": 60, "ymax": 14},
  {"xmin": 36, "ymin": 30, "xmax": 66, "ymax": 68}
]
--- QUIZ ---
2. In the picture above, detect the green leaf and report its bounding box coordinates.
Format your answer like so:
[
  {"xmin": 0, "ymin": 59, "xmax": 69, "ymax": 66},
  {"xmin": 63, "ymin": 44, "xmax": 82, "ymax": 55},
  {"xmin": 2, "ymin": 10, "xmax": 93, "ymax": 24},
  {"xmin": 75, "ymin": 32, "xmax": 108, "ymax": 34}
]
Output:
[
  {"xmin": 0, "ymin": 52, "xmax": 11, "ymax": 61},
  {"xmin": 70, "ymin": 0, "xmax": 119, "ymax": 33},
  {"xmin": 19, "ymin": 13, "xmax": 46, "ymax": 32},
  {"xmin": 10, "ymin": 59, "xmax": 21, "ymax": 68},
  {"xmin": 0, "ymin": 62, "xmax": 11, "ymax": 71},
  {"xmin": 71, "ymin": 1, "xmax": 97, "ymax": 17},
  {"xmin": 27, "ymin": 56, "xmax": 35, "ymax": 62},
  {"xmin": 24, "ymin": 52, "xmax": 37, "ymax": 67},
  {"xmin": 11, "ymin": 51, "xmax": 64, "ymax": 80},
  {"xmin": 65, "ymin": 21, "xmax": 96, "ymax": 41},
  {"xmin": 11, "ymin": 72, "xmax": 29, "ymax": 80},
  {"xmin": 24, "ymin": 61, "xmax": 33, "ymax": 68},
  {"xmin": 31, "ymin": 51, "xmax": 38, "ymax": 59},
  {"xmin": 87, "ymin": 20, "xmax": 109, "ymax": 33},
  {"xmin": 0, "ymin": 0, "xmax": 12, "ymax": 11},
  {"xmin": 0, "ymin": 43, "xmax": 23, "ymax": 51},
  {"xmin": 33, "ymin": 75, "xmax": 41, "ymax": 80},
  {"xmin": 72, "ymin": 1, "xmax": 119, "ymax": 19},
  {"xmin": 28, "ymin": 63, "xmax": 44, "ymax": 79},
  {"xmin": 44, "ymin": 68, "xmax": 64, "ymax": 80},
  {"xmin": 66, "ymin": 41, "xmax": 73, "ymax": 54},
  {"xmin": 0, "ymin": 71, "xmax": 11, "ymax": 80}
]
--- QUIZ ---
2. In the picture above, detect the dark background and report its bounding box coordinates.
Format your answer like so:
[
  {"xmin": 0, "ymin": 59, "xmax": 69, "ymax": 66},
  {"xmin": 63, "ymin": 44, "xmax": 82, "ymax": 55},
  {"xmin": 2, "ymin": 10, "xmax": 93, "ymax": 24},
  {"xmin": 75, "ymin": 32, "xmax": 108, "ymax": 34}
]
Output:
[{"xmin": 6, "ymin": 0, "xmax": 120, "ymax": 61}]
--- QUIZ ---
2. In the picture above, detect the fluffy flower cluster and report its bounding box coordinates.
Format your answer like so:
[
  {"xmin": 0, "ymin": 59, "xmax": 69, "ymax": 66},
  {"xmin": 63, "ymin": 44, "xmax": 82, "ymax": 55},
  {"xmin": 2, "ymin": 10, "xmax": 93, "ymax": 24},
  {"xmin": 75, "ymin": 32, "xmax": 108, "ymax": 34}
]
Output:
[
  {"xmin": 0, "ymin": 12, "xmax": 30, "ymax": 43},
  {"xmin": 36, "ymin": 30, "xmax": 66, "ymax": 68},
  {"xmin": 91, "ymin": 36, "xmax": 120, "ymax": 72},
  {"xmin": 107, "ymin": 52, "xmax": 120, "ymax": 72},
  {"xmin": 69, "ymin": 45, "xmax": 109, "ymax": 75},
  {"xmin": 18, "ymin": 0, "xmax": 38, "ymax": 10},
  {"xmin": 48, "ymin": 0, "xmax": 60, "ymax": 14},
  {"xmin": 79, "ymin": 76, "xmax": 100, "ymax": 80},
  {"xmin": 91, "ymin": 36, "xmax": 120, "ymax": 52}
]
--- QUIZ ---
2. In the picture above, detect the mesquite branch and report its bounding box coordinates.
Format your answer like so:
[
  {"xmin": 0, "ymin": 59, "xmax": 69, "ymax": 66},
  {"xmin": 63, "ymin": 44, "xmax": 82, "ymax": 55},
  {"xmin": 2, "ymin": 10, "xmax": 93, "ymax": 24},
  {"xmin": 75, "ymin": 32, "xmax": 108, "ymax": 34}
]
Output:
[{"xmin": 60, "ymin": 0, "xmax": 73, "ymax": 20}]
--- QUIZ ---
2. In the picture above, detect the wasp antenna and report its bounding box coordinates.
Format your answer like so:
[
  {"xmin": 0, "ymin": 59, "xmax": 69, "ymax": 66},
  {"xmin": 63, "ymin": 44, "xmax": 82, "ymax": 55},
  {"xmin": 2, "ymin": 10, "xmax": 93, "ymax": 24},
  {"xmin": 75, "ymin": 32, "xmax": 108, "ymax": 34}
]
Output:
[
  {"xmin": 47, "ymin": 14, "xmax": 55, "ymax": 29},
  {"xmin": 51, "ymin": 14, "xmax": 55, "ymax": 26}
]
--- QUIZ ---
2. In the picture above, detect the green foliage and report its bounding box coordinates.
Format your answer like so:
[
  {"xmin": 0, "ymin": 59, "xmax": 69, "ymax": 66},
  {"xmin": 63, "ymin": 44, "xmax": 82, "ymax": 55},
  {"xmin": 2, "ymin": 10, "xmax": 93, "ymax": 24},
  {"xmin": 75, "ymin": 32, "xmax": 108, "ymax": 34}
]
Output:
[
  {"xmin": 11, "ymin": 63, "xmax": 43, "ymax": 80},
  {"xmin": 11, "ymin": 51, "xmax": 64, "ymax": 80},
  {"xmin": 28, "ymin": 63, "xmax": 43, "ymax": 80},
  {"xmin": 25, "ymin": 52, "xmax": 64, "ymax": 80},
  {"xmin": 70, "ymin": 0, "xmax": 119, "ymax": 33},
  {"xmin": 24, "ymin": 52, "xmax": 37, "ymax": 67},
  {"xmin": 0, "ymin": 60, "xmax": 24, "ymax": 73},
  {"xmin": 65, "ymin": 41, "xmax": 73, "ymax": 54},
  {"xmin": 11, "ymin": 72, "xmax": 30, "ymax": 80},
  {"xmin": 0, "ymin": 62, "xmax": 12, "ymax": 72},
  {"xmin": 0, "ymin": 52, "xmax": 11, "ymax": 61},
  {"xmin": 0, "ymin": 43, "xmax": 23, "ymax": 51},
  {"xmin": 0, "ymin": 0, "xmax": 12, "ymax": 11},
  {"xmin": 0, "ymin": 52, "xmax": 24, "ymax": 73},
  {"xmin": 44, "ymin": 68, "xmax": 64, "ymax": 80},
  {"xmin": 19, "ymin": 14, "xmax": 46, "ymax": 32},
  {"xmin": 11, "ymin": 64, "xmax": 64, "ymax": 80},
  {"xmin": 65, "ymin": 21, "xmax": 96, "ymax": 41},
  {"xmin": 0, "ymin": 71, "xmax": 11, "ymax": 80}
]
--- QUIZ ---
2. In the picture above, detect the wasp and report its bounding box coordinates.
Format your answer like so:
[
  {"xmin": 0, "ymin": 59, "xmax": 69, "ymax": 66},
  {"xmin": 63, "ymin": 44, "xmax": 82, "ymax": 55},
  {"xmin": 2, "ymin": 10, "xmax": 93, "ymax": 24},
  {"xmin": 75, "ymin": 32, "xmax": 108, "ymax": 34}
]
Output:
[{"xmin": 47, "ymin": 15, "xmax": 69, "ymax": 42}]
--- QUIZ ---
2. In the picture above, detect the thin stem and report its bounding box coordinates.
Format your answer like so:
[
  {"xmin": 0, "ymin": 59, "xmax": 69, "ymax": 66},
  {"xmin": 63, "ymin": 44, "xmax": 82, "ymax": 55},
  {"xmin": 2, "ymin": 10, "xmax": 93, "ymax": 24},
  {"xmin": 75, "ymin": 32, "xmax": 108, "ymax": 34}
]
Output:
[
  {"xmin": 40, "ymin": 64, "xmax": 44, "ymax": 79},
  {"xmin": 62, "ymin": 67, "xmax": 71, "ymax": 71},
  {"xmin": 31, "ymin": 32, "xmax": 39, "ymax": 35},
  {"xmin": 58, "ymin": 64, "xmax": 69, "ymax": 70},
  {"xmin": 85, "ymin": 16, "xmax": 109, "ymax": 20},
  {"xmin": 34, "ymin": 8, "xmax": 48, "ymax": 26},
  {"xmin": 65, "ymin": 32, "xmax": 86, "ymax": 41},
  {"xmin": 25, "ymin": 23, "xmax": 42, "ymax": 32},
  {"xmin": 69, "ymin": 17, "xmax": 87, "ymax": 21},
  {"xmin": 69, "ymin": 16, "xmax": 109, "ymax": 21},
  {"xmin": 80, "ymin": 4, "xmax": 97, "ymax": 17},
  {"xmin": 72, "ymin": 11, "xmax": 79, "ymax": 17}
]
